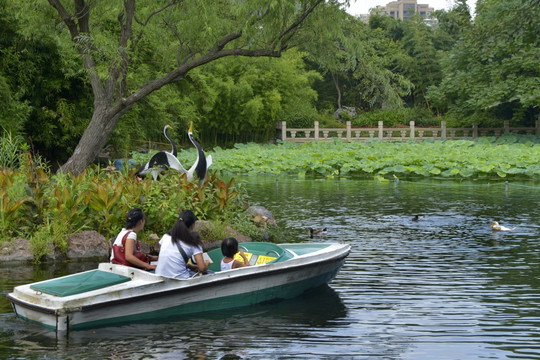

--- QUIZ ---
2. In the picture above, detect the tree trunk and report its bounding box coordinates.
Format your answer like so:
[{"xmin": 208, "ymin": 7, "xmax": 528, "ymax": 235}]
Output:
[
  {"xmin": 49, "ymin": 0, "xmax": 324, "ymax": 175},
  {"xmin": 331, "ymin": 71, "xmax": 342, "ymax": 109},
  {"xmin": 59, "ymin": 102, "xmax": 129, "ymax": 174}
]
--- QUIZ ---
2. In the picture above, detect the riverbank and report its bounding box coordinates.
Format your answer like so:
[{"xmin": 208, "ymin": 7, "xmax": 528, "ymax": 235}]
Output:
[
  {"xmin": 0, "ymin": 164, "xmax": 261, "ymax": 262},
  {"xmin": 0, "ymin": 207, "xmax": 276, "ymax": 264}
]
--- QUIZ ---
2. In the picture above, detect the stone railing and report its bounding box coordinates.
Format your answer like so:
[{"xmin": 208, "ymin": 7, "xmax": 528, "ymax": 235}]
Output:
[{"xmin": 276, "ymin": 120, "xmax": 540, "ymax": 143}]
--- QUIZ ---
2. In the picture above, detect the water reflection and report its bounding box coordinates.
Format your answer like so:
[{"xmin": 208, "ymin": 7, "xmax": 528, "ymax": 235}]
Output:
[{"xmin": 2, "ymin": 285, "xmax": 346, "ymax": 359}]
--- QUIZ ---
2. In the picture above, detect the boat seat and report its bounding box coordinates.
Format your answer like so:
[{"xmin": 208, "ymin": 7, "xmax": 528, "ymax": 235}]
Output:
[
  {"xmin": 233, "ymin": 251, "xmax": 277, "ymax": 266},
  {"xmin": 30, "ymin": 270, "xmax": 131, "ymax": 297},
  {"xmin": 206, "ymin": 242, "xmax": 285, "ymax": 273}
]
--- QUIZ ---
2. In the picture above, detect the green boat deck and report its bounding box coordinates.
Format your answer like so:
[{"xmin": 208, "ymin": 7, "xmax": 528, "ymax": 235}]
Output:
[
  {"xmin": 204, "ymin": 242, "xmax": 332, "ymax": 272},
  {"xmin": 30, "ymin": 270, "xmax": 131, "ymax": 297}
]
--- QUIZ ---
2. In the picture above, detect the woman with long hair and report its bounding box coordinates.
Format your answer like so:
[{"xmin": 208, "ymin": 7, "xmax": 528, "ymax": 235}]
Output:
[{"xmin": 155, "ymin": 210, "xmax": 209, "ymax": 278}]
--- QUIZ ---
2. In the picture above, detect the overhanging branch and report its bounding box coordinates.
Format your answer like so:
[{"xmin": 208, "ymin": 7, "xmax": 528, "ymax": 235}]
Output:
[
  {"xmin": 270, "ymin": 0, "xmax": 324, "ymax": 49},
  {"xmin": 48, "ymin": 0, "xmax": 105, "ymax": 99}
]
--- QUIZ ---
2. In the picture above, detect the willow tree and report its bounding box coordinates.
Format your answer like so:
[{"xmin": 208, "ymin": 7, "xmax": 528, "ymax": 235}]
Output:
[
  {"xmin": 427, "ymin": 0, "xmax": 539, "ymax": 123},
  {"xmin": 12, "ymin": 0, "xmax": 347, "ymax": 174}
]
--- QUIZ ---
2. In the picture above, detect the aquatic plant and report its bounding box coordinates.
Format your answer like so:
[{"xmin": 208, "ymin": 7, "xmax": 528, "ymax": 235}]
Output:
[
  {"xmin": 206, "ymin": 136, "xmax": 540, "ymax": 180},
  {"xmin": 0, "ymin": 169, "xmax": 26, "ymax": 237}
]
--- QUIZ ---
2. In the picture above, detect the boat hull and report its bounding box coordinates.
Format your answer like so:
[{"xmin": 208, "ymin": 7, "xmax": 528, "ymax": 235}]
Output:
[{"xmin": 8, "ymin": 243, "xmax": 349, "ymax": 331}]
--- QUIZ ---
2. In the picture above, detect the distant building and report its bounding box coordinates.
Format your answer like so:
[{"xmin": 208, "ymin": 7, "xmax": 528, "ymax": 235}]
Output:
[
  {"xmin": 371, "ymin": 5, "xmax": 386, "ymax": 16},
  {"xmin": 372, "ymin": 0, "xmax": 434, "ymax": 20}
]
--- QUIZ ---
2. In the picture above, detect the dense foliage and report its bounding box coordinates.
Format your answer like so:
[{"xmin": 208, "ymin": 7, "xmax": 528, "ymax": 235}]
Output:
[
  {"xmin": 0, "ymin": 0, "xmax": 537, "ymax": 170},
  {"xmin": 0, "ymin": 1, "xmax": 92, "ymax": 163},
  {"xmin": 427, "ymin": 0, "xmax": 540, "ymax": 125},
  {"xmin": 0, "ymin": 144, "xmax": 255, "ymax": 260}
]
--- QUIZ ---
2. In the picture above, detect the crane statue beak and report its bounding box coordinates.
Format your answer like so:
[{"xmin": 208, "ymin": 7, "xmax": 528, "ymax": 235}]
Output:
[{"xmin": 189, "ymin": 121, "xmax": 193, "ymax": 134}]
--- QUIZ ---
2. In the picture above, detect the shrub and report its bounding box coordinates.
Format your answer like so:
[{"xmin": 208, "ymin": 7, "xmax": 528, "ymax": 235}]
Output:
[
  {"xmin": 0, "ymin": 131, "xmax": 26, "ymax": 170},
  {"xmin": 0, "ymin": 158, "xmax": 251, "ymax": 260},
  {"xmin": 353, "ymin": 108, "xmax": 436, "ymax": 127},
  {"xmin": 0, "ymin": 169, "xmax": 27, "ymax": 238}
]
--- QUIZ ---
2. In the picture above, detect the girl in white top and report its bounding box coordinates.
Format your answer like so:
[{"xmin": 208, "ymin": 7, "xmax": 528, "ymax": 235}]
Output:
[
  {"xmin": 110, "ymin": 208, "xmax": 157, "ymax": 270},
  {"xmin": 155, "ymin": 210, "xmax": 209, "ymax": 279},
  {"xmin": 220, "ymin": 237, "xmax": 250, "ymax": 271}
]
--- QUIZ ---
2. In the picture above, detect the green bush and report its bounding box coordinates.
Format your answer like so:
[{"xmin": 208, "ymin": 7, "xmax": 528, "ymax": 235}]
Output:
[
  {"xmin": 441, "ymin": 109, "xmax": 521, "ymax": 128},
  {"xmin": 0, "ymin": 156, "xmax": 252, "ymax": 260},
  {"xmin": 353, "ymin": 108, "xmax": 437, "ymax": 127},
  {"xmin": 315, "ymin": 109, "xmax": 346, "ymax": 128}
]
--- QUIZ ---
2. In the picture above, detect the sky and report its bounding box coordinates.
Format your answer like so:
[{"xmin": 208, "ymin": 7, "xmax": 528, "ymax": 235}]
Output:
[{"xmin": 346, "ymin": 0, "xmax": 477, "ymax": 15}]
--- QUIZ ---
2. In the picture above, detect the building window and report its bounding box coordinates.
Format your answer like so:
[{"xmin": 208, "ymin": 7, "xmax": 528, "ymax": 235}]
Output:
[{"xmin": 403, "ymin": 3, "xmax": 415, "ymax": 19}]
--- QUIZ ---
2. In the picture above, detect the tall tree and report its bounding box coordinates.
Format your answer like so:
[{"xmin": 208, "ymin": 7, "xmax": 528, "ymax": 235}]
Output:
[
  {"xmin": 434, "ymin": 0, "xmax": 472, "ymax": 44},
  {"xmin": 193, "ymin": 49, "xmax": 321, "ymax": 143},
  {"xmin": 308, "ymin": 12, "xmax": 412, "ymax": 113},
  {"xmin": 1, "ymin": 1, "xmax": 92, "ymax": 162},
  {"xmin": 11, "ymin": 0, "xmax": 347, "ymax": 174},
  {"xmin": 427, "ymin": 0, "xmax": 539, "ymax": 124},
  {"xmin": 399, "ymin": 15, "xmax": 441, "ymax": 108}
]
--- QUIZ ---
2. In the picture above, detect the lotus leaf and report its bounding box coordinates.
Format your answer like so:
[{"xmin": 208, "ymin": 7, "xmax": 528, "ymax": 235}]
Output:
[{"xmin": 202, "ymin": 137, "xmax": 539, "ymax": 180}]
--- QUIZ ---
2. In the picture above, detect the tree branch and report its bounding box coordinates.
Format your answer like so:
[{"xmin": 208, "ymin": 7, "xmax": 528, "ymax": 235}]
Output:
[
  {"xmin": 271, "ymin": 0, "xmax": 324, "ymax": 50},
  {"xmin": 47, "ymin": 0, "xmax": 79, "ymax": 38},
  {"xmin": 105, "ymin": 0, "xmax": 135, "ymax": 100},
  {"xmin": 209, "ymin": 32, "xmax": 243, "ymax": 53},
  {"xmin": 106, "ymin": 2, "xmax": 324, "ymax": 121},
  {"xmin": 74, "ymin": 0, "xmax": 90, "ymax": 33},
  {"xmin": 48, "ymin": 0, "xmax": 105, "ymax": 100},
  {"xmin": 110, "ymin": 34, "xmax": 279, "ymax": 118},
  {"xmin": 132, "ymin": 0, "xmax": 178, "ymax": 51}
]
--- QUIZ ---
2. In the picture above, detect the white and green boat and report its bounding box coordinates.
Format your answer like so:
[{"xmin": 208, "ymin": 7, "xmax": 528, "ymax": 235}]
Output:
[{"xmin": 8, "ymin": 242, "xmax": 350, "ymax": 332}]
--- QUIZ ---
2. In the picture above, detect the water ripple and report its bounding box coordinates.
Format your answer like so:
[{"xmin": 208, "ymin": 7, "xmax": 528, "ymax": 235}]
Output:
[{"xmin": 1, "ymin": 179, "xmax": 540, "ymax": 359}]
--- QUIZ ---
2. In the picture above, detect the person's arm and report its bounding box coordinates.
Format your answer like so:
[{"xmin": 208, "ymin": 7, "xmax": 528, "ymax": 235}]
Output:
[
  {"xmin": 233, "ymin": 249, "xmax": 250, "ymax": 268},
  {"xmin": 125, "ymin": 238, "xmax": 156, "ymax": 270},
  {"xmin": 191, "ymin": 253, "xmax": 209, "ymax": 273}
]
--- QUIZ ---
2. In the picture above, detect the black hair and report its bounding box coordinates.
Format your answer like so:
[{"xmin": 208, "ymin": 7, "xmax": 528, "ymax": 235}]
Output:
[
  {"xmin": 167, "ymin": 210, "xmax": 201, "ymax": 247},
  {"xmin": 126, "ymin": 208, "xmax": 145, "ymax": 229},
  {"xmin": 221, "ymin": 237, "xmax": 239, "ymax": 258}
]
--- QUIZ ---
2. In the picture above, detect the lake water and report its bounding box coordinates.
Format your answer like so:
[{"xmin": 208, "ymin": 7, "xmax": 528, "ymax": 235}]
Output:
[{"xmin": 1, "ymin": 177, "xmax": 540, "ymax": 359}]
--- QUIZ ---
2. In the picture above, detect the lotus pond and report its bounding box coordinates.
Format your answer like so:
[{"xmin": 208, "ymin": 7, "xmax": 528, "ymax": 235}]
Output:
[
  {"xmin": 211, "ymin": 137, "xmax": 540, "ymax": 179},
  {"xmin": 157, "ymin": 135, "xmax": 540, "ymax": 180}
]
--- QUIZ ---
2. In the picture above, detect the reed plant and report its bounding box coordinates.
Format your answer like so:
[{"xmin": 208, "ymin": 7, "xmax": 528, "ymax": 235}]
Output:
[{"xmin": 0, "ymin": 131, "xmax": 25, "ymax": 170}]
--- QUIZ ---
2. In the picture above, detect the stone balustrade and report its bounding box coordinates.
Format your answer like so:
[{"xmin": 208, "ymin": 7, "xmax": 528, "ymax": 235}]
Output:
[{"xmin": 276, "ymin": 120, "xmax": 540, "ymax": 142}]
